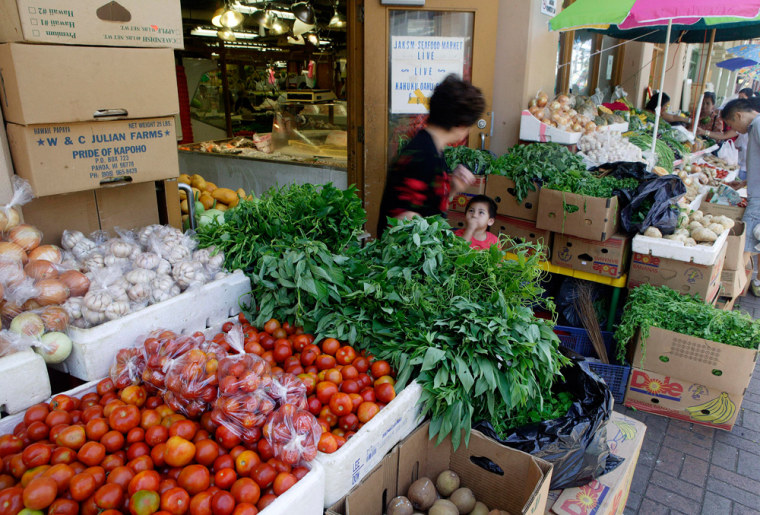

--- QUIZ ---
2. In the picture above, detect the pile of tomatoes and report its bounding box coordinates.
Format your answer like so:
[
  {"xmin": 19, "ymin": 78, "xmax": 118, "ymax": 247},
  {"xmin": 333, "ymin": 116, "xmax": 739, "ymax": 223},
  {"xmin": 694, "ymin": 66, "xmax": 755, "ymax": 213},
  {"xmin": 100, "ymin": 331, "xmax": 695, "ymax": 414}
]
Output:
[
  {"xmin": 0, "ymin": 378, "xmax": 308, "ymax": 514},
  {"xmin": 212, "ymin": 316, "xmax": 398, "ymax": 455}
]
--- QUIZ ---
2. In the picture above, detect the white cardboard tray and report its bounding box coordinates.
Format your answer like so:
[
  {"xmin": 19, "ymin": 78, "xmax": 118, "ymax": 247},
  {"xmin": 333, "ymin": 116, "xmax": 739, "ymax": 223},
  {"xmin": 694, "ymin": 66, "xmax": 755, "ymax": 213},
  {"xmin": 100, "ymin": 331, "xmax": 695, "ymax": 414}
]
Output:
[
  {"xmin": 519, "ymin": 110, "xmax": 582, "ymax": 145},
  {"xmin": 632, "ymin": 227, "xmax": 729, "ymax": 266},
  {"xmin": 316, "ymin": 380, "xmax": 423, "ymax": 507},
  {"xmin": 55, "ymin": 271, "xmax": 251, "ymax": 381},
  {"xmin": 0, "ymin": 349, "xmax": 51, "ymax": 417}
]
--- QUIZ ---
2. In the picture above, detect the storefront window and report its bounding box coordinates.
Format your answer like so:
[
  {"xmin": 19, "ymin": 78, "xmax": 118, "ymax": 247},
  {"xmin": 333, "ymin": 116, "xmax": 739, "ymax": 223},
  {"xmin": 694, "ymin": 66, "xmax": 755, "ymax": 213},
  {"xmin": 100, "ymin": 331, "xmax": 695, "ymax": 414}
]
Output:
[{"xmin": 569, "ymin": 30, "xmax": 594, "ymax": 96}]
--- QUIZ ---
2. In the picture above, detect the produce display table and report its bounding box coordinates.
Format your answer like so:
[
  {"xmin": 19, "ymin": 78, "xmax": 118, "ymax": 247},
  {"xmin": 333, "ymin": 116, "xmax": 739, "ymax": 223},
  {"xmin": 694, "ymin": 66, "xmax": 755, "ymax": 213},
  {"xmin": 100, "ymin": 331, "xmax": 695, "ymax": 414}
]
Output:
[{"xmin": 504, "ymin": 252, "xmax": 626, "ymax": 332}]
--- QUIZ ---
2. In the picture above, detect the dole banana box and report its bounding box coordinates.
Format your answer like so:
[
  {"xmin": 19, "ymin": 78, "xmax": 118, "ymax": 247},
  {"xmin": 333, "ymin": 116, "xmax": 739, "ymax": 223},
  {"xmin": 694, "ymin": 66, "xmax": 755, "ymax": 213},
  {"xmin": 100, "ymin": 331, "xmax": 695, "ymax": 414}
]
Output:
[
  {"xmin": 624, "ymin": 368, "xmax": 744, "ymax": 431},
  {"xmin": 624, "ymin": 326, "xmax": 758, "ymax": 430}
]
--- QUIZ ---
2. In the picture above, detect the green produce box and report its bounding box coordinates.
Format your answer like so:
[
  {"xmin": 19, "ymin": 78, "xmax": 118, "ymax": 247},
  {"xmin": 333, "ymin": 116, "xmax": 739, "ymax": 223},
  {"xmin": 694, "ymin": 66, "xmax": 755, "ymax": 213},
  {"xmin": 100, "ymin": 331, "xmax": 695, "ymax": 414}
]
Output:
[{"xmin": 326, "ymin": 421, "xmax": 553, "ymax": 515}]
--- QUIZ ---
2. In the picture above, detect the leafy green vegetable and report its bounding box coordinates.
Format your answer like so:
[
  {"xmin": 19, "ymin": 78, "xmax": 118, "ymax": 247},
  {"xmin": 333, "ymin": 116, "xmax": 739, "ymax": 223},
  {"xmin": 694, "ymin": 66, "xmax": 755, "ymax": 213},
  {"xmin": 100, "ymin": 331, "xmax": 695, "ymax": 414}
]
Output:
[
  {"xmin": 615, "ymin": 284, "xmax": 760, "ymax": 363},
  {"xmin": 444, "ymin": 146, "xmax": 494, "ymax": 175},
  {"xmin": 492, "ymin": 143, "xmax": 586, "ymax": 202},
  {"xmin": 545, "ymin": 169, "xmax": 639, "ymax": 198},
  {"xmin": 195, "ymin": 183, "xmax": 365, "ymax": 273},
  {"xmin": 626, "ymin": 133, "xmax": 676, "ymax": 172},
  {"xmin": 490, "ymin": 391, "xmax": 574, "ymax": 435}
]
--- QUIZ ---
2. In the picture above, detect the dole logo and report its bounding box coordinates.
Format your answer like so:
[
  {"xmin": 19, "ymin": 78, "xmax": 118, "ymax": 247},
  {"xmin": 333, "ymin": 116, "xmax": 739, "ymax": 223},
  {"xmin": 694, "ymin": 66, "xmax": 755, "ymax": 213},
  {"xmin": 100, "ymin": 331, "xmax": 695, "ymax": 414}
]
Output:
[{"xmin": 630, "ymin": 370, "xmax": 684, "ymax": 401}]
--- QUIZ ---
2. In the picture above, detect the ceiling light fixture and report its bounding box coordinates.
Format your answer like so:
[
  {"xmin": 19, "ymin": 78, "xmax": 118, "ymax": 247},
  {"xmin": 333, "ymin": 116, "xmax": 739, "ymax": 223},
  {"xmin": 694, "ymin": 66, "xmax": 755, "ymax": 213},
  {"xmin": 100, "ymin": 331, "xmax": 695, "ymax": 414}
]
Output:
[
  {"xmin": 270, "ymin": 16, "xmax": 288, "ymax": 35},
  {"xmin": 307, "ymin": 32, "xmax": 319, "ymax": 45},
  {"xmin": 328, "ymin": 1, "xmax": 346, "ymax": 29},
  {"xmin": 220, "ymin": 6, "xmax": 244, "ymax": 28},
  {"xmin": 211, "ymin": 7, "xmax": 224, "ymax": 27},
  {"xmin": 217, "ymin": 27, "xmax": 236, "ymax": 41},
  {"xmin": 292, "ymin": 2, "xmax": 315, "ymax": 36}
]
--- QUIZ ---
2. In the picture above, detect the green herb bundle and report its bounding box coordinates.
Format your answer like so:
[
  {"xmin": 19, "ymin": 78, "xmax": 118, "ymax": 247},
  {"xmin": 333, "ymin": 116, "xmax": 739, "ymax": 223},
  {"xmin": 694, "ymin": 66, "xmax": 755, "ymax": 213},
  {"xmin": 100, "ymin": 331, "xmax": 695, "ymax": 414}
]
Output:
[
  {"xmin": 195, "ymin": 183, "xmax": 365, "ymax": 273},
  {"xmin": 626, "ymin": 133, "xmax": 676, "ymax": 172},
  {"xmin": 615, "ymin": 284, "xmax": 760, "ymax": 362},
  {"xmin": 545, "ymin": 169, "xmax": 639, "ymax": 199},
  {"xmin": 444, "ymin": 146, "xmax": 495, "ymax": 175},
  {"xmin": 492, "ymin": 143, "xmax": 586, "ymax": 202},
  {"xmin": 490, "ymin": 391, "xmax": 574, "ymax": 436}
]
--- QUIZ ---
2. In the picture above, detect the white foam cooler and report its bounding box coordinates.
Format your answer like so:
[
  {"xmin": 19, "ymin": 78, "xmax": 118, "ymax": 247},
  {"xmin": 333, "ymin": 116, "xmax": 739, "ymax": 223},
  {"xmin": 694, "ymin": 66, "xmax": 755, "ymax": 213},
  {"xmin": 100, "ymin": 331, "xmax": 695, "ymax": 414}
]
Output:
[
  {"xmin": 0, "ymin": 349, "xmax": 50, "ymax": 417},
  {"xmin": 54, "ymin": 271, "xmax": 251, "ymax": 381}
]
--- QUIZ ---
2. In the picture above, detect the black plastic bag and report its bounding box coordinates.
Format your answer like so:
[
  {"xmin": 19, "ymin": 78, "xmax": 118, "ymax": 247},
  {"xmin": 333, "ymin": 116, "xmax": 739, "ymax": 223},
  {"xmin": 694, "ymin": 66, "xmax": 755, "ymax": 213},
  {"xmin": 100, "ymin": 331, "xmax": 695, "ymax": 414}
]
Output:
[
  {"xmin": 556, "ymin": 279, "xmax": 609, "ymax": 328},
  {"xmin": 620, "ymin": 174, "xmax": 685, "ymax": 235},
  {"xmin": 473, "ymin": 352, "xmax": 621, "ymax": 489}
]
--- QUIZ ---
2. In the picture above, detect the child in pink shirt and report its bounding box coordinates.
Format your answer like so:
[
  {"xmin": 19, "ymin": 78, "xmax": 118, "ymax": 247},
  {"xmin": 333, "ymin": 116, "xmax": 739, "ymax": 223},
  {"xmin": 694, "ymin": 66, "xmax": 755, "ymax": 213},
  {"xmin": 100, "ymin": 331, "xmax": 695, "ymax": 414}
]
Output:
[{"xmin": 455, "ymin": 195, "xmax": 500, "ymax": 250}]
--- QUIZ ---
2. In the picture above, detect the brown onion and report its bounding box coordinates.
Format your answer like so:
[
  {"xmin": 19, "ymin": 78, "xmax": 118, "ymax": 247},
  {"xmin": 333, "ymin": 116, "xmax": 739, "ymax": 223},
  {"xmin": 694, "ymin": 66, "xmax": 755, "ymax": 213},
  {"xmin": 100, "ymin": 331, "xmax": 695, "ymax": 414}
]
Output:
[
  {"xmin": 8, "ymin": 225, "xmax": 42, "ymax": 252},
  {"xmin": 24, "ymin": 260, "xmax": 59, "ymax": 281},
  {"xmin": 34, "ymin": 278, "xmax": 69, "ymax": 306},
  {"xmin": 1, "ymin": 301, "xmax": 23, "ymax": 326},
  {"xmin": 40, "ymin": 305, "xmax": 70, "ymax": 332},
  {"xmin": 0, "ymin": 241, "xmax": 28, "ymax": 264},
  {"xmin": 28, "ymin": 245, "xmax": 62, "ymax": 264},
  {"xmin": 0, "ymin": 208, "xmax": 21, "ymax": 232},
  {"xmin": 58, "ymin": 270, "xmax": 90, "ymax": 297},
  {"xmin": 0, "ymin": 283, "xmax": 4, "ymax": 301},
  {"xmin": 22, "ymin": 299, "xmax": 41, "ymax": 311}
]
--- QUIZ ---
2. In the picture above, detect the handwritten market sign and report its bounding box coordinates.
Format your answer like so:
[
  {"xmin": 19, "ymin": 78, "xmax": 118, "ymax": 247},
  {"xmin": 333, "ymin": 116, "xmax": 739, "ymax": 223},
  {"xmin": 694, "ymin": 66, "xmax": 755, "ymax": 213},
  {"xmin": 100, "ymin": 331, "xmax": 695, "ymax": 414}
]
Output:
[{"xmin": 390, "ymin": 36, "xmax": 466, "ymax": 114}]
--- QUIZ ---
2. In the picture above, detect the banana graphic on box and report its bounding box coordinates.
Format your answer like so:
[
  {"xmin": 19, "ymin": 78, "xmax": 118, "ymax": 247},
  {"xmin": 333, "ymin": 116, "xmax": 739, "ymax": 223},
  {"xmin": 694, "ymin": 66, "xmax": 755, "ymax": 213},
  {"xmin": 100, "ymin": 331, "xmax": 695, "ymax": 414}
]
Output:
[
  {"xmin": 612, "ymin": 420, "xmax": 637, "ymax": 440},
  {"xmin": 686, "ymin": 392, "xmax": 736, "ymax": 424}
]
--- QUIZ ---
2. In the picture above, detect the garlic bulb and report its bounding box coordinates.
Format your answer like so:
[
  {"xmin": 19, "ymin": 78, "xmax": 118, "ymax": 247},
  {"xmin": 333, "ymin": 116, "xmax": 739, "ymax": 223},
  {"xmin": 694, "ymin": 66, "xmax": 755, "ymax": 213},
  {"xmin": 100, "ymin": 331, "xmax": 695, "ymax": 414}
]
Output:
[
  {"xmin": 172, "ymin": 261, "xmax": 207, "ymax": 289},
  {"xmin": 82, "ymin": 253, "xmax": 105, "ymax": 272},
  {"xmin": 72, "ymin": 239, "xmax": 97, "ymax": 260},
  {"xmin": 83, "ymin": 291, "xmax": 112, "ymax": 312},
  {"xmin": 81, "ymin": 306, "xmax": 106, "ymax": 325},
  {"xmin": 62, "ymin": 297, "xmax": 83, "ymax": 319},
  {"xmin": 104, "ymin": 255, "xmax": 130, "ymax": 268},
  {"xmin": 61, "ymin": 230, "xmax": 85, "ymax": 251},
  {"xmin": 104, "ymin": 301, "xmax": 130, "ymax": 321},
  {"xmin": 134, "ymin": 252, "xmax": 161, "ymax": 270},
  {"xmin": 127, "ymin": 282, "xmax": 151, "ymax": 303},
  {"xmin": 125, "ymin": 268, "xmax": 156, "ymax": 285}
]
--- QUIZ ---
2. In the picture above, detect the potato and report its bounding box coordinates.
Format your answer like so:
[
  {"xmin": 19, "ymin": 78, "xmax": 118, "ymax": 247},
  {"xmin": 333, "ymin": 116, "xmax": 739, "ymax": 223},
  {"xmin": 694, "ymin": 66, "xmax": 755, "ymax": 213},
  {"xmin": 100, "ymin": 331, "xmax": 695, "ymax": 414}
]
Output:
[
  {"xmin": 692, "ymin": 227, "xmax": 718, "ymax": 243},
  {"xmin": 688, "ymin": 221, "xmax": 704, "ymax": 232},
  {"xmin": 707, "ymin": 223, "xmax": 726, "ymax": 235}
]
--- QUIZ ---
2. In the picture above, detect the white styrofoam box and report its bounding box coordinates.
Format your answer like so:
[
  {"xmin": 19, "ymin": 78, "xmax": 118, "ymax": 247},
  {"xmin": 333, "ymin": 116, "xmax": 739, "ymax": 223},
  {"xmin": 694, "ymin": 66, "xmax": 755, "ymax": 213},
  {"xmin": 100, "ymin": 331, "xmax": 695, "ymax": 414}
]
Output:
[
  {"xmin": 0, "ymin": 349, "xmax": 50, "ymax": 417},
  {"xmin": 0, "ymin": 379, "xmax": 97, "ymax": 433},
  {"xmin": 55, "ymin": 271, "xmax": 251, "ymax": 381},
  {"xmin": 632, "ymin": 227, "xmax": 729, "ymax": 266},
  {"xmin": 607, "ymin": 121, "xmax": 629, "ymax": 132},
  {"xmin": 317, "ymin": 380, "xmax": 424, "ymax": 507},
  {"xmin": 519, "ymin": 110, "xmax": 582, "ymax": 145},
  {"xmin": 262, "ymin": 460, "xmax": 325, "ymax": 515}
]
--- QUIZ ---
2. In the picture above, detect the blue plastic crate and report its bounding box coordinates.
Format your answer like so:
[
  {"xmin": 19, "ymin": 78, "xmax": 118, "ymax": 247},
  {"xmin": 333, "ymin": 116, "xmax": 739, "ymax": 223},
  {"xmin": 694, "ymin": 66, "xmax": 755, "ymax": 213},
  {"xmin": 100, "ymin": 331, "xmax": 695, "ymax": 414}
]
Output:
[{"xmin": 554, "ymin": 325, "xmax": 631, "ymax": 405}]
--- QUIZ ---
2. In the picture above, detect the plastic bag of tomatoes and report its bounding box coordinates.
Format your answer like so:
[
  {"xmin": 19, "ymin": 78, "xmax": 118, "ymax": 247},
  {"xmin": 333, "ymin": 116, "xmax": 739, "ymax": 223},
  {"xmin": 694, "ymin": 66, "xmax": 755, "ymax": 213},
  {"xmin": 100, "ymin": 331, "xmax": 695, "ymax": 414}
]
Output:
[
  {"xmin": 109, "ymin": 346, "xmax": 146, "ymax": 389},
  {"xmin": 141, "ymin": 330, "xmax": 204, "ymax": 392},
  {"xmin": 163, "ymin": 342, "xmax": 226, "ymax": 418},
  {"xmin": 266, "ymin": 372, "xmax": 307, "ymax": 410},
  {"xmin": 263, "ymin": 403, "xmax": 322, "ymax": 464}
]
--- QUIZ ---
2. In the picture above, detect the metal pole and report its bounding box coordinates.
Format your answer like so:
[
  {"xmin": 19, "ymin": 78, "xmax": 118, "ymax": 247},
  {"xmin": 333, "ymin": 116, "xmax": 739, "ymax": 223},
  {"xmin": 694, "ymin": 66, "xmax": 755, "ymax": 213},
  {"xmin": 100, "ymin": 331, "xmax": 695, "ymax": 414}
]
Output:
[{"xmin": 650, "ymin": 19, "xmax": 673, "ymax": 157}]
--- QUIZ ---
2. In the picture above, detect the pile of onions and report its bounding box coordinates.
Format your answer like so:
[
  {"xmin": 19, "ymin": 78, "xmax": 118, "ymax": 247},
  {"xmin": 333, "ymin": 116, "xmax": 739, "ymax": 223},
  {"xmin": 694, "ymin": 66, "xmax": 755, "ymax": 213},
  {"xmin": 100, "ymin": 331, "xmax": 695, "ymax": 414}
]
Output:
[
  {"xmin": 0, "ymin": 221, "xmax": 86, "ymax": 362},
  {"xmin": 526, "ymin": 92, "xmax": 598, "ymax": 134}
]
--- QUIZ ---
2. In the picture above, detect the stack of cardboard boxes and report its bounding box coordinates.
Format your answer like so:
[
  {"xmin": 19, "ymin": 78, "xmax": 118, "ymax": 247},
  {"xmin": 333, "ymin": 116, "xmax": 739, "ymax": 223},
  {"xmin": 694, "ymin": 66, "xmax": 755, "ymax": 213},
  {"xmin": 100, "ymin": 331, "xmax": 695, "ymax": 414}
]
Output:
[{"xmin": 0, "ymin": 0, "xmax": 184, "ymax": 244}]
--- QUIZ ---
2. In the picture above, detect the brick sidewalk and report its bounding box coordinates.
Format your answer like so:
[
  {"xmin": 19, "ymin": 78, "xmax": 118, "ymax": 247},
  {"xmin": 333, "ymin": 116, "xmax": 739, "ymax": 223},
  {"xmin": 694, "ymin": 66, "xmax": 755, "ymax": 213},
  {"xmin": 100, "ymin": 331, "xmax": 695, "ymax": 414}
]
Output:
[{"xmin": 615, "ymin": 292, "xmax": 760, "ymax": 514}]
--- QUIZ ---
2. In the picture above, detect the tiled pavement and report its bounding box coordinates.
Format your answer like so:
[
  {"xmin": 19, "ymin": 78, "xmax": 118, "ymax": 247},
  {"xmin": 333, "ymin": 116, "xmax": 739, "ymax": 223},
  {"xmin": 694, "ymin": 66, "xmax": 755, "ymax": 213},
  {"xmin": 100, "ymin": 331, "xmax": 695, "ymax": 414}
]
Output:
[{"xmin": 614, "ymin": 292, "xmax": 760, "ymax": 514}]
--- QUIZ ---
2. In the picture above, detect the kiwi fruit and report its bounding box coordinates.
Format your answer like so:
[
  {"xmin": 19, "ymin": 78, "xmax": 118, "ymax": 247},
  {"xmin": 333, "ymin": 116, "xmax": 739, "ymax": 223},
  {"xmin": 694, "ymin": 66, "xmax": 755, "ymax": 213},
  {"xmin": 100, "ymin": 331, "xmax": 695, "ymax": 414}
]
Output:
[
  {"xmin": 450, "ymin": 487, "xmax": 476, "ymax": 514},
  {"xmin": 429, "ymin": 499, "xmax": 460, "ymax": 515},
  {"xmin": 386, "ymin": 496, "xmax": 414, "ymax": 515},
  {"xmin": 471, "ymin": 501, "xmax": 489, "ymax": 515},
  {"xmin": 407, "ymin": 477, "xmax": 437, "ymax": 511},
  {"xmin": 436, "ymin": 470, "xmax": 461, "ymax": 497}
]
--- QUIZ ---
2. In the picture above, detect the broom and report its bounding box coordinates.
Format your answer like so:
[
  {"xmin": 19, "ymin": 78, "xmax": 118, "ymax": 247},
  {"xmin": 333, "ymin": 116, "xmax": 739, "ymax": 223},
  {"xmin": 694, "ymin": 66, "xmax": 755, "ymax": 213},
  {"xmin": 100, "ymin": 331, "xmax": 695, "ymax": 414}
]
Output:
[{"xmin": 575, "ymin": 283, "xmax": 609, "ymax": 364}]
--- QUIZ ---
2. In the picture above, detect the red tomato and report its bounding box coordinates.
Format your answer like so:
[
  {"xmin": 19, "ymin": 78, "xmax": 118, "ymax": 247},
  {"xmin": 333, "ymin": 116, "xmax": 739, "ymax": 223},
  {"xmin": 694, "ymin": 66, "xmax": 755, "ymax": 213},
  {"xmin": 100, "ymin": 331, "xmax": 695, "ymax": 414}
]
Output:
[
  {"xmin": 316, "ymin": 382, "xmax": 339, "ymax": 405},
  {"xmin": 292, "ymin": 466, "xmax": 309, "ymax": 480},
  {"xmin": 339, "ymin": 413, "xmax": 359, "ymax": 432},
  {"xmin": 94, "ymin": 483, "xmax": 124, "ymax": 509},
  {"xmin": 100, "ymin": 431, "xmax": 125, "ymax": 454},
  {"xmin": 215, "ymin": 467, "xmax": 237, "ymax": 490},
  {"xmin": 129, "ymin": 489, "xmax": 161, "ymax": 515},
  {"xmin": 291, "ymin": 334, "xmax": 310, "ymax": 352},
  {"xmin": 22, "ymin": 476, "xmax": 57, "ymax": 510},
  {"xmin": 47, "ymin": 498, "xmax": 79, "ymax": 515},
  {"xmin": 256, "ymin": 439, "xmax": 274, "ymax": 462},
  {"xmin": 263, "ymin": 319, "xmax": 280, "ymax": 334},
  {"xmin": 340, "ymin": 380, "xmax": 360, "ymax": 395},
  {"xmin": 23, "ymin": 404, "xmax": 50, "ymax": 427},
  {"xmin": 164, "ymin": 437, "xmax": 195, "ymax": 468},
  {"xmin": 321, "ymin": 338, "xmax": 340, "ymax": 355},
  {"xmin": 106, "ymin": 466, "xmax": 134, "ymax": 489},
  {"xmin": 128, "ymin": 442, "xmax": 151, "ymax": 461},
  {"xmin": 329, "ymin": 393, "xmax": 353, "ymax": 416},
  {"xmin": 272, "ymin": 472, "xmax": 297, "ymax": 496},
  {"xmin": 85, "ymin": 418, "xmax": 109, "ymax": 442},
  {"xmin": 335, "ymin": 346, "xmax": 356, "ymax": 366},
  {"xmin": 230, "ymin": 477, "xmax": 260, "ymax": 505},
  {"xmin": 210, "ymin": 490, "xmax": 235, "ymax": 515},
  {"xmin": 193, "ymin": 439, "xmax": 219, "ymax": 467},
  {"xmin": 0, "ymin": 486, "xmax": 23, "ymax": 515},
  {"xmin": 250, "ymin": 462, "xmax": 276, "ymax": 489},
  {"xmin": 22, "ymin": 442, "xmax": 51, "ymax": 468},
  {"xmin": 78, "ymin": 442, "xmax": 106, "ymax": 467},
  {"xmin": 375, "ymin": 383, "xmax": 396, "ymax": 404},
  {"xmin": 317, "ymin": 433, "xmax": 338, "ymax": 454},
  {"xmin": 257, "ymin": 493, "xmax": 277, "ymax": 511},
  {"xmin": 109, "ymin": 405, "xmax": 141, "ymax": 434},
  {"xmin": 128, "ymin": 470, "xmax": 161, "ymax": 496},
  {"xmin": 169, "ymin": 421, "xmax": 197, "ymax": 441},
  {"xmin": 177, "ymin": 465, "xmax": 210, "ymax": 496},
  {"xmin": 0, "ymin": 436, "xmax": 23, "ymax": 458},
  {"xmin": 160, "ymin": 486, "xmax": 190, "ymax": 515},
  {"xmin": 96, "ymin": 379, "xmax": 115, "ymax": 397},
  {"xmin": 314, "ymin": 354, "xmax": 336, "ymax": 371},
  {"xmin": 370, "ymin": 360, "xmax": 392, "ymax": 379},
  {"xmin": 69, "ymin": 472, "xmax": 97, "ymax": 501},
  {"xmin": 127, "ymin": 427, "xmax": 145, "ymax": 444},
  {"xmin": 189, "ymin": 491, "xmax": 212, "ymax": 515},
  {"xmin": 212, "ymin": 454, "xmax": 234, "ymax": 474},
  {"xmin": 306, "ymin": 396, "xmax": 322, "ymax": 416},
  {"xmin": 357, "ymin": 402, "xmax": 381, "ymax": 423}
]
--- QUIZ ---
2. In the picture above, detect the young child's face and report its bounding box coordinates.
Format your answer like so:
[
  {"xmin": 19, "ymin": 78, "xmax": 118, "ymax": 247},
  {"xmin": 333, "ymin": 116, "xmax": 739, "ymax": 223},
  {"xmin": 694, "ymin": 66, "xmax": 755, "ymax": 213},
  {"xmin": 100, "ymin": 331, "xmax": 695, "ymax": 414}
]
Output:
[{"xmin": 465, "ymin": 202, "xmax": 494, "ymax": 232}]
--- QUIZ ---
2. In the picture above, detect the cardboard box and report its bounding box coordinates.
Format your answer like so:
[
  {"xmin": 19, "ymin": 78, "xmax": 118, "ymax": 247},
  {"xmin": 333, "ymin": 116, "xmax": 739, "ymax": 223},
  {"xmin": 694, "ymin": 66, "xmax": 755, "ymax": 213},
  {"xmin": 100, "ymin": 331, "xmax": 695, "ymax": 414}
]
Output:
[
  {"xmin": 6, "ymin": 117, "xmax": 179, "ymax": 197},
  {"xmin": 552, "ymin": 232, "xmax": 630, "ymax": 278},
  {"xmin": 0, "ymin": 0, "xmax": 183, "ymax": 48},
  {"xmin": 327, "ymin": 422, "xmax": 553, "ymax": 515},
  {"xmin": 450, "ymin": 176, "xmax": 487, "ymax": 212},
  {"xmin": 630, "ymin": 326, "xmax": 758, "ymax": 393},
  {"xmin": 23, "ymin": 182, "xmax": 159, "ymax": 245},
  {"xmin": 721, "ymin": 265, "xmax": 750, "ymax": 299},
  {"xmin": 625, "ymin": 368, "xmax": 745, "ymax": 431},
  {"xmin": 628, "ymin": 242, "xmax": 727, "ymax": 302},
  {"xmin": 536, "ymin": 188, "xmax": 619, "ymax": 241},
  {"xmin": 550, "ymin": 412, "xmax": 646, "ymax": 515},
  {"xmin": 715, "ymin": 296, "xmax": 738, "ymax": 312},
  {"xmin": 485, "ymin": 174, "xmax": 540, "ymax": 221},
  {"xmin": 724, "ymin": 222, "xmax": 747, "ymax": 271},
  {"xmin": 494, "ymin": 215, "xmax": 551, "ymax": 259},
  {"xmin": 0, "ymin": 104, "xmax": 13, "ymax": 205},
  {"xmin": 446, "ymin": 210, "xmax": 466, "ymax": 230},
  {"xmin": 700, "ymin": 200, "xmax": 746, "ymax": 221},
  {"xmin": 0, "ymin": 44, "xmax": 179, "ymax": 125}
]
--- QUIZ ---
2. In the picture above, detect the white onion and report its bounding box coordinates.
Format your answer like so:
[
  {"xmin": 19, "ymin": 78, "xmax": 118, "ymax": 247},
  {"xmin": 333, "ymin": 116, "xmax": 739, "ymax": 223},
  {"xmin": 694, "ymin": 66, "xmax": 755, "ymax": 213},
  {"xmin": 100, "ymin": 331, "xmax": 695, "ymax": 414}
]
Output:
[
  {"xmin": 9, "ymin": 312, "xmax": 44, "ymax": 338},
  {"xmin": 37, "ymin": 332, "xmax": 72, "ymax": 364}
]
